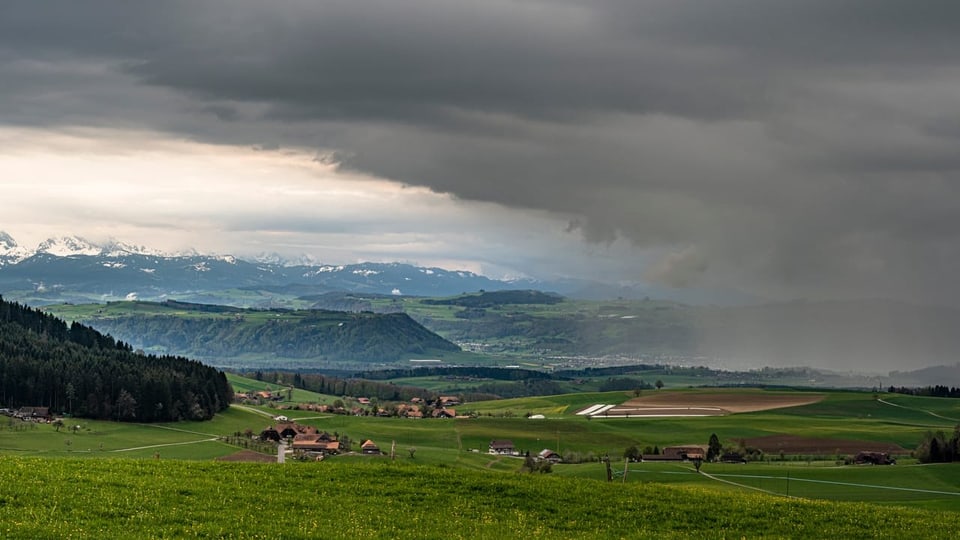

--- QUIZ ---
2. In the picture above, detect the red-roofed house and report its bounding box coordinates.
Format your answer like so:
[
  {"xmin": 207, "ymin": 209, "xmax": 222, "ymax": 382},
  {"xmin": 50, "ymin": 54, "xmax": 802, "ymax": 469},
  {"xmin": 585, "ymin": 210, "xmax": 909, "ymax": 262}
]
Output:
[{"xmin": 361, "ymin": 440, "xmax": 382, "ymax": 455}]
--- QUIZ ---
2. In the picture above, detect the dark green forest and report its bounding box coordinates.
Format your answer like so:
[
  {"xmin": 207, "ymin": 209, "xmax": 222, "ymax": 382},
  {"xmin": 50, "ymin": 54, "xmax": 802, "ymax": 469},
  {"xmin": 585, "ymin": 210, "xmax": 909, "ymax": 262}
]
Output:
[
  {"xmin": 247, "ymin": 370, "xmax": 433, "ymax": 403},
  {"xmin": 80, "ymin": 308, "xmax": 459, "ymax": 363},
  {"xmin": 0, "ymin": 296, "xmax": 231, "ymax": 421}
]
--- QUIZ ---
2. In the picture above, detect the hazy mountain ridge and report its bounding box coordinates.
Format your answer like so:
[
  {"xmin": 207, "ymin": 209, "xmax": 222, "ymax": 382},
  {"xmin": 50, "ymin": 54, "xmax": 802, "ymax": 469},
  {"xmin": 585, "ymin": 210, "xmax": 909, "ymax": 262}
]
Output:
[
  {"xmin": 0, "ymin": 233, "xmax": 761, "ymax": 304},
  {"xmin": 0, "ymin": 232, "xmax": 541, "ymax": 301}
]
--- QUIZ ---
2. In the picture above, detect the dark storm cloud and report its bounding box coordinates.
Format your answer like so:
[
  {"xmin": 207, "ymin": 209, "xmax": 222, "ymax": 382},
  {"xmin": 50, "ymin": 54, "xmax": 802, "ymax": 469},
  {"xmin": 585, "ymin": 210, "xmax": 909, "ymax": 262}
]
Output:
[{"xmin": 4, "ymin": 1, "xmax": 960, "ymax": 303}]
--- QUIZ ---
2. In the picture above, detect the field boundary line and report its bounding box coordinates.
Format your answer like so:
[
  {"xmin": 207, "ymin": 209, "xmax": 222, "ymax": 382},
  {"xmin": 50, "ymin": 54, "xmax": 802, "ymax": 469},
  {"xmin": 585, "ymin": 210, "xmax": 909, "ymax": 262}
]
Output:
[
  {"xmin": 138, "ymin": 424, "xmax": 219, "ymax": 437},
  {"xmin": 876, "ymin": 398, "xmax": 959, "ymax": 422},
  {"xmin": 231, "ymin": 405, "xmax": 277, "ymax": 418},
  {"xmin": 112, "ymin": 437, "xmax": 218, "ymax": 453},
  {"xmin": 698, "ymin": 470, "xmax": 793, "ymax": 498},
  {"xmin": 710, "ymin": 472, "xmax": 960, "ymax": 497}
]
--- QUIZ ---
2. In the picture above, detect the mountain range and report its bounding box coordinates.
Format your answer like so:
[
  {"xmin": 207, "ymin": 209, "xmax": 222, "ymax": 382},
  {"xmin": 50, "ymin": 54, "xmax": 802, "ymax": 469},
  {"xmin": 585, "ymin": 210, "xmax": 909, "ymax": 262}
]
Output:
[
  {"xmin": 0, "ymin": 233, "xmax": 764, "ymax": 306},
  {"xmin": 0, "ymin": 232, "xmax": 544, "ymax": 303}
]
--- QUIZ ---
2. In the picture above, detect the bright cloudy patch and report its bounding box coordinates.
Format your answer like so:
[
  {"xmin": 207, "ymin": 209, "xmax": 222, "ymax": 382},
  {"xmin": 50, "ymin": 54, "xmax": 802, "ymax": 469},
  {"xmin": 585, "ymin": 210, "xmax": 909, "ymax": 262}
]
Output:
[
  {"xmin": 0, "ymin": 126, "xmax": 635, "ymax": 281},
  {"xmin": 2, "ymin": 1, "xmax": 960, "ymax": 304}
]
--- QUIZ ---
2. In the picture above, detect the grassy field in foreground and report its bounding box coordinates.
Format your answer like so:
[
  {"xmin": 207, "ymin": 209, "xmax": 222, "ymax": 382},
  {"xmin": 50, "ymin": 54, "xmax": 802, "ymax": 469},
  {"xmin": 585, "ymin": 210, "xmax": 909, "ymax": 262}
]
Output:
[{"xmin": 1, "ymin": 457, "xmax": 958, "ymax": 539}]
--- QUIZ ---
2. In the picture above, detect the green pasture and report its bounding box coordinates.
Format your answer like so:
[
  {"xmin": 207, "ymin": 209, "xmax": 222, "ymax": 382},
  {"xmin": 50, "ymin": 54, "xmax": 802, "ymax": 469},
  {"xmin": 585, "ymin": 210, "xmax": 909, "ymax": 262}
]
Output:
[
  {"xmin": 553, "ymin": 460, "xmax": 960, "ymax": 509},
  {"xmin": 0, "ymin": 407, "xmax": 265, "ymax": 460},
  {"xmin": 4, "ymin": 386, "xmax": 952, "ymax": 465},
  {"xmin": 461, "ymin": 389, "xmax": 959, "ymax": 449},
  {"xmin": 0, "ymin": 457, "xmax": 958, "ymax": 538},
  {"xmin": 1, "ymin": 385, "xmax": 959, "ymax": 512},
  {"xmin": 223, "ymin": 385, "xmax": 958, "ymax": 461}
]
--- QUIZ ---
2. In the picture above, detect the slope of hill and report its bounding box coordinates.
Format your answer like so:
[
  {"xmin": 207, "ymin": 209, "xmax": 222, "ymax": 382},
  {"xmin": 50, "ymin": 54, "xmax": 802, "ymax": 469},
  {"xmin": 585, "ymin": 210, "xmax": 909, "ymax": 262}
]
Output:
[
  {"xmin": 46, "ymin": 300, "xmax": 461, "ymax": 367},
  {"xmin": 4, "ymin": 458, "xmax": 959, "ymax": 538},
  {"xmin": 0, "ymin": 296, "xmax": 232, "ymax": 421}
]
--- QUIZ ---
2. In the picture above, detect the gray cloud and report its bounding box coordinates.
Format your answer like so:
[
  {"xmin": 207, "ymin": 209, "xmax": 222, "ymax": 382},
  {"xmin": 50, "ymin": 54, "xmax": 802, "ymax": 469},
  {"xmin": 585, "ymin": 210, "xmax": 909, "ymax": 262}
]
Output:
[{"xmin": 3, "ymin": 1, "xmax": 960, "ymax": 304}]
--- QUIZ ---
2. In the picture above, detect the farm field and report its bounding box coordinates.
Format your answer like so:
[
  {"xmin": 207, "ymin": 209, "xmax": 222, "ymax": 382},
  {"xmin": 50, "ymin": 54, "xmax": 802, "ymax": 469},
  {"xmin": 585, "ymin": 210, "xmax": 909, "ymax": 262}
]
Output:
[
  {"xmin": 554, "ymin": 460, "xmax": 960, "ymax": 510},
  {"xmin": 1, "ymin": 383, "xmax": 958, "ymax": 510},
  {"xmin": 1, "ymin": 457, "xmax": 959, "ymax": 539}
]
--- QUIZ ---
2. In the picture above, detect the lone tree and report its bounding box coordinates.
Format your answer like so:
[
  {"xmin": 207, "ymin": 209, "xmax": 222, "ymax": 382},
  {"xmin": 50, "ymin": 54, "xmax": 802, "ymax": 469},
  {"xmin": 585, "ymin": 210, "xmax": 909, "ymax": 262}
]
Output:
[
  {"xmin": 655, "ymin": 379, "xmax": 664, "ymax": 390},
  {"xmin": 115, "ymin": 389, "xmax": 137, "ymax": 421},
  {"xmin": 707, "ymin": 433, "xmax": 722, "ymax": 462}
]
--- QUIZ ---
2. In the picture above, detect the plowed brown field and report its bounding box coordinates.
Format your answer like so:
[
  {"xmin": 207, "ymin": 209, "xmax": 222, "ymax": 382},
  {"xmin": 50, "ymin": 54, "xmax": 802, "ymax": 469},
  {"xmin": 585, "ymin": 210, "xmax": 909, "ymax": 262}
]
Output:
[
  {"xmin": 741, "ymin": 434, "xmax": 906, "ymax": 454},
  {"xmin": 612, "ymin": 391, "xmax": 825, "ymax": 416}
]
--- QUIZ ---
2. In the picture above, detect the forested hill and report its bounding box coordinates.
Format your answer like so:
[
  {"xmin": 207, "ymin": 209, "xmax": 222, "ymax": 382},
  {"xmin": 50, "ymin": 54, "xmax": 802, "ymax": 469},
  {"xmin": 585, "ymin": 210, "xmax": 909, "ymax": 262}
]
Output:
[
  {"xmin": 53, "ymin": 301, "xmax": 461, "ymax": 366},
  {"xmin": 0, "ymin": 296, "xmax": 232, "ymax": 421}
]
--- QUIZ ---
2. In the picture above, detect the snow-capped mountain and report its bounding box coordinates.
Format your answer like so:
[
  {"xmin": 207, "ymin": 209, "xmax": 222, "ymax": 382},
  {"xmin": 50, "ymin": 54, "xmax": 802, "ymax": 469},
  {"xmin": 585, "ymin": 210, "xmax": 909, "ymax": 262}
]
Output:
[
  {"xmin": 0, "ymin": 232, "xmax": 545, "ymax": 304},
  {"xmin": 35, "ymin": 236, "xmax": 102, "ymax": 257},
  {"xmin": 0, "ymin": 232, "xmax": 33, "ymax": 266},
  {"xmin": 34, "ymin": 235, "xmax": 163, "ymax": 258}
]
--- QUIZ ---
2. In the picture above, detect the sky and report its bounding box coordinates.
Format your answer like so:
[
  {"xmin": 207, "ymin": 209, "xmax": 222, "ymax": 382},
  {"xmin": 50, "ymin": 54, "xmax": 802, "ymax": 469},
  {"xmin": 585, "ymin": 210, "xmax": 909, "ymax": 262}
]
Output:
[{"xmin": 2, "ymin": 1, "xmax": 960, "ymax": 305}]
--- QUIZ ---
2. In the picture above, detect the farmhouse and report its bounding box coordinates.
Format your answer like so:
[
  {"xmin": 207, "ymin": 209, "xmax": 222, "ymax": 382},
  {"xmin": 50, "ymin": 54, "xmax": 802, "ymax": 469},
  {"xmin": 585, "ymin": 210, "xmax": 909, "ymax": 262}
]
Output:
[
  {"xmin": 15, "ymin": 407, "xmax": 52, "ymax": 421},
  {"xmin": 291, "ymin": 431, "xmax": 342, "ymax": 455},
  {"xmin": 361, "ymin": 440, "xmax": 382, "ymax": 455},
  {"xmin": 537, "ymin": 449, "xmax": 562, "ymax": 463},
  {"xmin": 489, "ymin": 440, "xmax": 517, "ymax": 455},
  {"xmin": 399, "ymin": 404, "xmax": 424, "ymax": 419},
  {"xmin": 259, "ymin": 422, "xmax": 317, "ymax": 442},
  {"xmin": 642, "ymin": 445, "xmax": 707, "ymax": 462},
  {"xmin": 437, "ymin": 396, "xmax": 461, "ymax": 406},
  {"xmin": 432, "ymin": 407, "xmax": 456, "ymax": 419},
  {"xmin": 854, "ymin": 451, "xmax": 895, "ymax": 465},
  {"xmin": 720, "ymin": 452, "xmax": 747, "ymax": 464}
]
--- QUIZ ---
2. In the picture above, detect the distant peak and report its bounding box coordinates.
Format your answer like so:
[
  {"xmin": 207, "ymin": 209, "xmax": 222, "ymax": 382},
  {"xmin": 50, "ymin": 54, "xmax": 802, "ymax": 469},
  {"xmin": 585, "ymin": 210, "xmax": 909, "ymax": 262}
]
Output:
[
  {"xmin": 100, "ymin": 239, "xmax": 164, "ymax": 257},
  {"xmin": 0, "ymin": 231, "xmax": 31, "ymax": 265},
  {"xmin": 36, "ymin": 235, "xmax": 102, "ymax": 257},
  {"xmin": 0, "ymin": 231, "xmax": 16, "ymax": 248}
]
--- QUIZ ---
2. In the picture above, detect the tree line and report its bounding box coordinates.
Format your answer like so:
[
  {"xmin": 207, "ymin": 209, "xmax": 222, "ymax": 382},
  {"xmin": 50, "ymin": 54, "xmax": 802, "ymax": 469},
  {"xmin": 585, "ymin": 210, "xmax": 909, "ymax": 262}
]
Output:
[
  {"xmin": 915, "ymin": 426, "xmax": 960, "ymax": 463},
  {"xmin": 0, "ymin": 296, "xmax": 232, "ymax": 421},
  {"xmin": 248, "ymin": 370, "xmax": 434, "ymax": 403},
  {"xmin": 354, "ymin": 366, "xmax": 552, "ymax": 382},
  {"xmin": 887, "ymin": 385, "xmax": 960, "ymax": 398}
]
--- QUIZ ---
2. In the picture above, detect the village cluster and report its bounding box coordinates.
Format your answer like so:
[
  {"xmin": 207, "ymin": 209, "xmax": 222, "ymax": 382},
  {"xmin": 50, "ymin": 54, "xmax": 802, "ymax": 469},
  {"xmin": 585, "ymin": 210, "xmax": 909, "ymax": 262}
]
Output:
[{"xmin": 234, "ymin": 390, "xmax": 463, "ymax": 419}]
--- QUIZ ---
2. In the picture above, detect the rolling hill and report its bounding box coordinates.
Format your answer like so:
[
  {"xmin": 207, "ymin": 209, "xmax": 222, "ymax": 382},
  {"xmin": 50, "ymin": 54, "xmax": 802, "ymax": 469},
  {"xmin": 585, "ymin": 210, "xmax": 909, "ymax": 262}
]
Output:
[{"xmin": 45, "ymin": 300, "xmax": 461, "ymax": 369}]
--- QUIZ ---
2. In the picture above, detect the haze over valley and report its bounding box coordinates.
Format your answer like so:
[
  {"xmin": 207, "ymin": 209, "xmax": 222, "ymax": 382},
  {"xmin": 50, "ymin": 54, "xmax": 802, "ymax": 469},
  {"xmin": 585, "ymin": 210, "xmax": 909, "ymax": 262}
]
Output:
[{"xmin": 2, "ymin": 232, "xmax": 955, "ymax": 377}]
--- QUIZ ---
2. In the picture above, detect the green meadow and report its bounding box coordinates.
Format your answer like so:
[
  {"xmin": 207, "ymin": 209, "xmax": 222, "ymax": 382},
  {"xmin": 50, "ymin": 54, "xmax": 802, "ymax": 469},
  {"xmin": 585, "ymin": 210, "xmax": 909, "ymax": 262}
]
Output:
[
  {"xmin": 1, "ymin": 457, "xmax": 959, "ymax": 539},
  {"xmin": 1, "ymin": 383, "xmax": 958, "ymax": 519}
]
